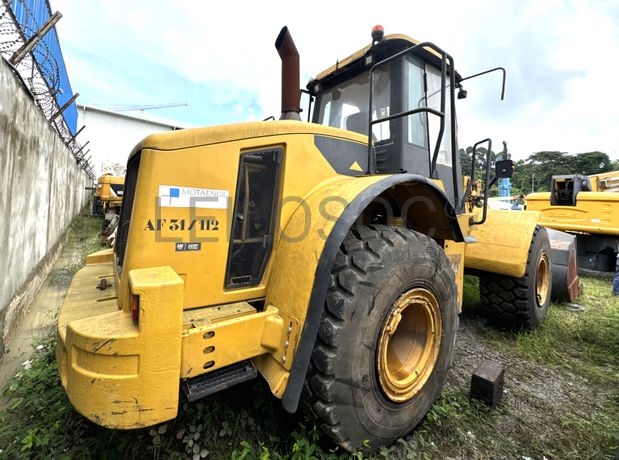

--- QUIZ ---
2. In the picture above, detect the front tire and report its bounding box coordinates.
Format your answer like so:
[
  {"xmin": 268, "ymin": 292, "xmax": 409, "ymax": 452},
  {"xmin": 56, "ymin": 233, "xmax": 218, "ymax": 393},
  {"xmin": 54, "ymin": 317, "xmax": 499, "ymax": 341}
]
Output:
[{"xmin": 301, "ymin": 225, "xmax": 458, "ymax": 452}]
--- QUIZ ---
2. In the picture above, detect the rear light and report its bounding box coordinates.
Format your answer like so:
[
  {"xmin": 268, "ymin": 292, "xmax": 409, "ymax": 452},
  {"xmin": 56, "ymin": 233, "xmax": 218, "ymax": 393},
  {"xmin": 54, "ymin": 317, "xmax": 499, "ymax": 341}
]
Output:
[{"xmin": 131, "ymin": 294, "xmax": 140, "ymax": 324}]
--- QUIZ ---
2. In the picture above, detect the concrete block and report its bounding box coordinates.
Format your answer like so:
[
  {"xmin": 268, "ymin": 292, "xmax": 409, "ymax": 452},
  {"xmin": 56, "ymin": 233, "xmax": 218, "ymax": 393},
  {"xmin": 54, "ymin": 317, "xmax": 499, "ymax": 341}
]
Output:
[{"xmin": 470, "ymin": 359, "xmax": 504, "ymax": 406}]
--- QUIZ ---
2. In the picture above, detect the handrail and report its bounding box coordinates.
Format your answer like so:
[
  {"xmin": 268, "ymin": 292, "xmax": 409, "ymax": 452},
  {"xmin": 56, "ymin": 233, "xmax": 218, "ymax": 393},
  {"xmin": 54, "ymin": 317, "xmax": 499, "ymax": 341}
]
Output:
[
  {"xmin": 366, "ymin": 41, "xmax": 459, "ymax": 207},
  {"xmin": 469, "ymin": 138, "xmax": 493, "ymax": 226},
  {"xmin": 370, "ymin": 106, "xmax": 444, "ymax": 125}
]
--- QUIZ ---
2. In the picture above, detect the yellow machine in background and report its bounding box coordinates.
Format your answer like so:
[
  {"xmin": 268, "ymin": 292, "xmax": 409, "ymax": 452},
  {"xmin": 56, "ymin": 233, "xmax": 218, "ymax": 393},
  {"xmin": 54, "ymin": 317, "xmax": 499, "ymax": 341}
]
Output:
[
  {"xmin": 588, "ymin": 171, "xmax": 619, "ymax": 192},
  {"xmin": 57, "ymin": 26, "xmax": 552, "ymax": 451},
  {"xmin": 93, "ymin": 174, "xmax": 125, "ymax": 220},
  {"xmin": 527, "ymin": 171, "xmax": 619, "ymax": 272}
]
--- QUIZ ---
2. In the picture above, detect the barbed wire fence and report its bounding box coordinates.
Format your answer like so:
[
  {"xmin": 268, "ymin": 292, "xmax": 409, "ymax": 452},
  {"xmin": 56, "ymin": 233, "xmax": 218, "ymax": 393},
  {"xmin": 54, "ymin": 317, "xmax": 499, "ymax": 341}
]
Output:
[{"xmin": 0, "ymin": 0, "xmax": 95, "ymax": 178}]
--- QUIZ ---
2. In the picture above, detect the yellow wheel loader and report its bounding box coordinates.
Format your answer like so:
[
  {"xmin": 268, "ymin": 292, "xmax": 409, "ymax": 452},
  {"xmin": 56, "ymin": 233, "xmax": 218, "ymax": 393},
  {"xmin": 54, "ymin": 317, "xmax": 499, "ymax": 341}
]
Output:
[
  {"xmin": 527, "ymin": 171, "xmax": 619, "ymax": 274},
  {"xmin": 93, "ymin": 173, "xmax": 125, "ymax": 221},
  {"xmin": 56, "ymin": 26, "xmax": 552, "ymax": 451}
]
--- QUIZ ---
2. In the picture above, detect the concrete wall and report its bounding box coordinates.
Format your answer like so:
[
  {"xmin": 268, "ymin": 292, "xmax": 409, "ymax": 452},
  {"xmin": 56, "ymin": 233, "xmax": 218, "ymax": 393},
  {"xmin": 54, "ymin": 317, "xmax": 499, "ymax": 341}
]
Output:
[{"xmin": 0, "ymin": 58, "xmax": 90, "ymax": 356}]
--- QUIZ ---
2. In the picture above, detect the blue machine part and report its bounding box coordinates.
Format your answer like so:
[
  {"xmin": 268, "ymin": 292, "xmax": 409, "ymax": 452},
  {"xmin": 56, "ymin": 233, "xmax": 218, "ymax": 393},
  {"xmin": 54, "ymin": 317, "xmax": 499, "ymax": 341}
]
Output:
[{"xmin": 498, "ymin": 177, "xmax": 511, "ymax": 198}]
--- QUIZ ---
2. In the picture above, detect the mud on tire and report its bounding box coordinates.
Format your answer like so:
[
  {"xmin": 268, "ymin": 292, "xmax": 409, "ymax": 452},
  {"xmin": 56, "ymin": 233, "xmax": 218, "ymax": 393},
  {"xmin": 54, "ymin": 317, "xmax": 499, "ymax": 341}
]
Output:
[{"xmin": 300, "ymin": 224, "xmax": 458, "ymax": 452}]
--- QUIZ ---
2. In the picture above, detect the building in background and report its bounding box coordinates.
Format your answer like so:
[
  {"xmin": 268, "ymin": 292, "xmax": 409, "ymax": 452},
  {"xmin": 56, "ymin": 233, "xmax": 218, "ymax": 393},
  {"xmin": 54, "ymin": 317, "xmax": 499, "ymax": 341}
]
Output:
[{"xmin": 77, "ymin": 104, "xmax": 187, "ymax": 175}]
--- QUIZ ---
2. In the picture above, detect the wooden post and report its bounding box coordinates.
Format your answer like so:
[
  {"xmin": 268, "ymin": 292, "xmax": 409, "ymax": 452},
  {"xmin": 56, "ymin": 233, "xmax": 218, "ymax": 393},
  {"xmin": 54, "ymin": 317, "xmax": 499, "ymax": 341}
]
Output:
[
  {"xmin": 50, "ymin": 92, "xmax": 79, "ymax": 122},
  {"xmin": 9, "ymin": 12, "xmax": 63, "ymax": 66},
  {"xmin": 64, "ymin": 125, "xmax": 86, "ymax": 146},
  {"xmin": 74, "ymin": 141, "xmax": 90, "ymax": 158}
]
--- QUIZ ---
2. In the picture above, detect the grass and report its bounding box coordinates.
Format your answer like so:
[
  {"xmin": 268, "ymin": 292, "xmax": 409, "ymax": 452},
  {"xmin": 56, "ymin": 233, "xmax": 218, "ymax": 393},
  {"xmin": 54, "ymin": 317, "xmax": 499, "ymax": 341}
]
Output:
[
  {"xmin": 461, "ymin": 274, "xmax": 619, "ymax": 459},
  {"xmin": 463, "ymin": 275, "xmax": 619, "ymax": 385},
  {"xmin": 376, "ymin": 389, "xmax": 503, "ymax": 459},
  {"xmin": 64, "ymin": 212, "xmax": 107, "ymax": 275},
  {"xmin": 0, "ymin": 343, "xmax": 353, "ymax": 459},
  {"xmin": 0, "ymin": 218, "xmax": 617, "ymax": 458}
]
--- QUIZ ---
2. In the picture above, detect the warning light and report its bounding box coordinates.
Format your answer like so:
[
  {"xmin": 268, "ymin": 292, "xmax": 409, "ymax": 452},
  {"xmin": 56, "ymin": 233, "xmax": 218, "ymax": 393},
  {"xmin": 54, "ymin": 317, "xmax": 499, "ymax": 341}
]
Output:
[{"xmin": 372, "ymin": 24, "xmax": 384, "ymax": 42}]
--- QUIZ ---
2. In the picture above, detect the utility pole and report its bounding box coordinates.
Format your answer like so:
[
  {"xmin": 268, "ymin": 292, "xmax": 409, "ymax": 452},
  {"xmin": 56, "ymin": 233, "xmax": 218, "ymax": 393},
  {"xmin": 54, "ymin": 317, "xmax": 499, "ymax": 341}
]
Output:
[{"xmin": 531, "ymin": 174, "xmax": 535, "ymax": 193}]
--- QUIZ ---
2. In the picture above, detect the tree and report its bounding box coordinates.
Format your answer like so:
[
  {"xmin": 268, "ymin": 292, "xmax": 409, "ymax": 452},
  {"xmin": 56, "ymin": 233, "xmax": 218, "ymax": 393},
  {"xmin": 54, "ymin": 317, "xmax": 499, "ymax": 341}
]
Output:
[
  {"xmin": 459, "ymin": 149, "xmax": 614, "ymax": 195},
  {"xmin": 573, "ymin": 151, "xmax": 613, "ymax": 175},
  {"xmin": 459, "ymin": 146, "xmax": 496, "ymax": 180},
  {"xmin": 511, "ymin": 151, "xmax": 569, "ymax": 194},
  {"xmin": 510, "ymin": 151, "xmax": 614, "ymax": 194}
]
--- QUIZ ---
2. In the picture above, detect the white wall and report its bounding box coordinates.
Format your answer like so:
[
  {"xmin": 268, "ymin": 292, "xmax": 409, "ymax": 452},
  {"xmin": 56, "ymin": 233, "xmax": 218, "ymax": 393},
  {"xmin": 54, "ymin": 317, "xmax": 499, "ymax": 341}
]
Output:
[
  {"xmin": 0, "ymin": 59, "xmax": 90, "ymax": 355},
  {"xmin": 77, "ymin": 105, "xmax": 184, "ymax": 175}
]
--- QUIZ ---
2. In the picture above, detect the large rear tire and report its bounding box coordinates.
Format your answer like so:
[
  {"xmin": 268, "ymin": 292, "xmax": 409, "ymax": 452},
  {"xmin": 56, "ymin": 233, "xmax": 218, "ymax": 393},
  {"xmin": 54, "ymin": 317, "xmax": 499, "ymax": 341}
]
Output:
[
  {"xmin": 301, "ymin": 225, "xmax": 458, "ymax": 452},
  {"xmin": 479, "ymin": 224, "xmax": 552, "ymax": 330}
]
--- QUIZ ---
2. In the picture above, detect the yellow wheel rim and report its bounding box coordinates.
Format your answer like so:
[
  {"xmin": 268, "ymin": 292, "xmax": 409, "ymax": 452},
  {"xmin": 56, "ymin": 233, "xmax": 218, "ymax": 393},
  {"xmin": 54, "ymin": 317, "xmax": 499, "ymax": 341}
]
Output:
[
  {"xmin": 536, "ymin": 252, "xmax": 550, "ymax": 306},
  {"xmin": 377, "ymin": 288, "xmax": 442, "ymax": 403}
]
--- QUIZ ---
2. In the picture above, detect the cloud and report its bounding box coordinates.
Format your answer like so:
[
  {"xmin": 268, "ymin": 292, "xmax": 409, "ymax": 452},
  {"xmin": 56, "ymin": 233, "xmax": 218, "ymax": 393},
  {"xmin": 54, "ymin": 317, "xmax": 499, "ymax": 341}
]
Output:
[{"xmin": 51, "ymin": 0, "xmax": 619, "ymax": 163}]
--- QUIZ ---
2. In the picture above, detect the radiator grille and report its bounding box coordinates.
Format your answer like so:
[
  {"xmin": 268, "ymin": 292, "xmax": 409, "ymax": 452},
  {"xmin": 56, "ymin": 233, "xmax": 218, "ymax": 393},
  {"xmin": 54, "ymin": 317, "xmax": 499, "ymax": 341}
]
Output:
[{"xmin": 225, "ymin": 148, "xmax": 282, "ymax": 288}]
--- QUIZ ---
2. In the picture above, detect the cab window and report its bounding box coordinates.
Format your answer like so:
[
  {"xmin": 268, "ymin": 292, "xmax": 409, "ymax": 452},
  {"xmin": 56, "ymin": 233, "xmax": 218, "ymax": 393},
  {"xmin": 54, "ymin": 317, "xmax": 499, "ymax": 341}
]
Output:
[
  {"xmin": 314, "ymin": 65, "xmax": 391, "ymax": 141},
  {"xmin": 426, "ymin": 65, "xmax": 453, "ymax": 167},
  {"xmin": 405, "ymin": 56, "xmax": 428, "ymax": 148}
]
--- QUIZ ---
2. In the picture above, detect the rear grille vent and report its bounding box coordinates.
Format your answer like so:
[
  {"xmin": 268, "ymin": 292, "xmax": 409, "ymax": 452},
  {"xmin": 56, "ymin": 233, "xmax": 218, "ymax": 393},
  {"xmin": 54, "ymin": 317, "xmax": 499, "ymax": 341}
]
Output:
[{"xmin": 225, "ymin": 148, "xmax": 282, "ymax": 288}]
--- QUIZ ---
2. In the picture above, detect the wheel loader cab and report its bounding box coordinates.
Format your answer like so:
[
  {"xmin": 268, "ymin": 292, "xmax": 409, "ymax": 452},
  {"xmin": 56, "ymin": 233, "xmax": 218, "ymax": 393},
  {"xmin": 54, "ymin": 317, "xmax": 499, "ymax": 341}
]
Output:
[{"xmin": 310, "ymin": 35, "xmax": 462, "ymax": 209}]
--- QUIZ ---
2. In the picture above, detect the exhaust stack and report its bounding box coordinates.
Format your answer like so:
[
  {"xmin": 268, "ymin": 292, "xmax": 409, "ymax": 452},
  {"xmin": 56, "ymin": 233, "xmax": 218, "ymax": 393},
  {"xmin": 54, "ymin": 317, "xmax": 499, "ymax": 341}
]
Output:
[{"xmin": 275, "ymin": 26, "xmax": 301, "ymax": 121}]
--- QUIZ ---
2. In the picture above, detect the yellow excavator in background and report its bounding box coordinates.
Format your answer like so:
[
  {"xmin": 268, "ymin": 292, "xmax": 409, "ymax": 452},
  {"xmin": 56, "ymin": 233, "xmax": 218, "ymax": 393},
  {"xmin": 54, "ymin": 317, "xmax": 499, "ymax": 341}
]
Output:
[
  {"xmin": 56, "ymin": 26, "xmax": 553, "ymax": 451},
  {"xmin": 527, "ymin": 171, "xmax": 619, "ymax": 274}
]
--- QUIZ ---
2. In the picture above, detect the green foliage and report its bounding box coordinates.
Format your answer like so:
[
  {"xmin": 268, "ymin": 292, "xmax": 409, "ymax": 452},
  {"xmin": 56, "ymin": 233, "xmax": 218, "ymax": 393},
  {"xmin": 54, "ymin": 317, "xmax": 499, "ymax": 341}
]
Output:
[
  {"xmin": 459, "ymin": 147, "xmax": 616, "ymax": 196},
  {"xmin": 461, "ymin": 275, "xmax": 480, "ymax": 309},
  {"xmin": 65, "ymin": 213, "xmax": 106, "ymax": 275},
  {"xmin": 459, "ymin": 146, "xmax": 496, "ymax": 182},
  {"xmin": 0, "ymin": 335, "xmax": 97, "ymax": 458},
  {"xmin": 511, "ymin": 150, "xmax": 614, "ymax": 194}
]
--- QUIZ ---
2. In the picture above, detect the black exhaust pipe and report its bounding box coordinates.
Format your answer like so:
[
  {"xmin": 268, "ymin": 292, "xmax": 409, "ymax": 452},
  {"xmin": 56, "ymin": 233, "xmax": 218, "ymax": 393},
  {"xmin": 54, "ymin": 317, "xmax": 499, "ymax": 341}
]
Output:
[{"xmin": 275, "ymin": 26, "xmax": 301, "ymax": 121}]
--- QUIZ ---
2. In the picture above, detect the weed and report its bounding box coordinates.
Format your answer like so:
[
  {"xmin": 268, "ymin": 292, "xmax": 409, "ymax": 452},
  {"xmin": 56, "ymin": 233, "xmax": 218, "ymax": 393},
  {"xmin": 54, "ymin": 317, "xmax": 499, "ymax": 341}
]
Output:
[
  {"xmin": 1, "ymin": 220, "xmax": 617, "ymax": 459},
  {"xmin": 475, "ymin": 276, "xmax": 619, "ymax": 385}
]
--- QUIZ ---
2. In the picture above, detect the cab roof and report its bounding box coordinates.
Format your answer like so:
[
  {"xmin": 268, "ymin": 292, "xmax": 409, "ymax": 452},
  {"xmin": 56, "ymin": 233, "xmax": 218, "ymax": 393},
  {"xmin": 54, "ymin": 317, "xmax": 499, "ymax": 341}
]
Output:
[{"xmin": 308, "ymin": 33, "xmax": 461, "ymax": 93}]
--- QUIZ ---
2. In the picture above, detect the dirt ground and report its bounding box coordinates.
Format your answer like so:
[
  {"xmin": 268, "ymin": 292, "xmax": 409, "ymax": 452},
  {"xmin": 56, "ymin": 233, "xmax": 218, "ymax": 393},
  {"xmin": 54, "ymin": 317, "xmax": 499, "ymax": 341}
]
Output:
[
  {"xmin": 446, "ymin": 316, "xmax": 606, "ymax": 458},
  {"xmin": 381, "ymin": 298, "xmax": 618, "ymax": 460}
]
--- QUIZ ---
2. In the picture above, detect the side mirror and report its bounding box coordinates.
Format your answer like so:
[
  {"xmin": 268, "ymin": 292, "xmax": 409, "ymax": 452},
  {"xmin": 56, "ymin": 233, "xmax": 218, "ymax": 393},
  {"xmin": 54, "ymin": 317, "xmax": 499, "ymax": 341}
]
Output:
[{"xmin": 495, "ymin": 159, "xmax": 515, "ymax": 179}]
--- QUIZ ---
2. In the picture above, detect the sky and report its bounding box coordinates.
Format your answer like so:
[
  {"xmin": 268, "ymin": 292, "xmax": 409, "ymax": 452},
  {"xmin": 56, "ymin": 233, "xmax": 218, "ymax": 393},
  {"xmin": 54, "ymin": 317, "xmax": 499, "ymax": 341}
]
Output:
[{"xmin": 51, "ymin": 0, "xmax": 619, "ymax": 162}]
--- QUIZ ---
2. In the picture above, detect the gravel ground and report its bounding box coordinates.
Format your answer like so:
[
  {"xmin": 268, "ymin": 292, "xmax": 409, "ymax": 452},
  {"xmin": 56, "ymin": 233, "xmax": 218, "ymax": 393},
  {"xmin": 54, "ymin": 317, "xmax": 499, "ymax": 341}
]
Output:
[{"xmin": 391, "ymin": 312, "xmax": 616, "ymax": 460}]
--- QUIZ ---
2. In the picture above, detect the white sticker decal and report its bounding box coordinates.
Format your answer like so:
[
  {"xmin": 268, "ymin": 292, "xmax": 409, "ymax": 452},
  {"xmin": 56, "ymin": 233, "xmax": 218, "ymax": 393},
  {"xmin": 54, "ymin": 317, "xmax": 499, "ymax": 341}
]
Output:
[{"xmin": 159, "ymin": 185, "xmax": 229, "ymax": 209}]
